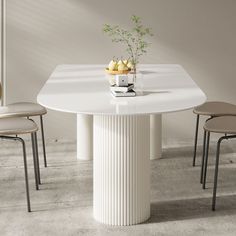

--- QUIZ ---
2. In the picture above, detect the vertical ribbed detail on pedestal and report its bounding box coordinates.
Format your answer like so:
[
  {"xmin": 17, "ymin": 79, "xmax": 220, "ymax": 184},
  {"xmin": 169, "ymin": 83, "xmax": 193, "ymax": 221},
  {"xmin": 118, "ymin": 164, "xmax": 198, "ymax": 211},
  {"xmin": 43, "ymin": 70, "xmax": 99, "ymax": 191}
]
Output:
[{"xmin": 93, "ymin": 115, "xmax": 150, "ymax": 226}]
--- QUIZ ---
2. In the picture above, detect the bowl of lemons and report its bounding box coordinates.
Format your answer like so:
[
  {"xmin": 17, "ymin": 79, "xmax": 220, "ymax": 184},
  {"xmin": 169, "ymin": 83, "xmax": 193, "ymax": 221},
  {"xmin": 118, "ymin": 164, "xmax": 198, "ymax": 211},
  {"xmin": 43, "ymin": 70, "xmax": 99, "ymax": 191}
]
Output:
[{"xmin": 105, "ymin": 59, "xmax": 134, "ymax": 75}]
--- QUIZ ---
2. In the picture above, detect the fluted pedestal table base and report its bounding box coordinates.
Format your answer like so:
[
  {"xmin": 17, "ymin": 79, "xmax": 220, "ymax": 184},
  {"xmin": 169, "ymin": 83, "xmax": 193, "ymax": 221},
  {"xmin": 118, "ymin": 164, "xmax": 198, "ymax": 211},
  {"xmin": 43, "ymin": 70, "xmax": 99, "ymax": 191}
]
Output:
[{"xmin": 93, "ymin": 115, "xmax": 150, "ymax": 226}]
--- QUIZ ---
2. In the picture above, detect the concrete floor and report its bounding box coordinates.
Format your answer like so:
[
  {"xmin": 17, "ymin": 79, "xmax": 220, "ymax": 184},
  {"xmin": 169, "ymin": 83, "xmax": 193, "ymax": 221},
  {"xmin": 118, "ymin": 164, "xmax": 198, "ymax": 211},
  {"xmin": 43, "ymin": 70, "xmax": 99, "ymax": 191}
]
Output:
[{"xmin": 1, "ymin": 139, "xmax": 236, "ymax": 235}]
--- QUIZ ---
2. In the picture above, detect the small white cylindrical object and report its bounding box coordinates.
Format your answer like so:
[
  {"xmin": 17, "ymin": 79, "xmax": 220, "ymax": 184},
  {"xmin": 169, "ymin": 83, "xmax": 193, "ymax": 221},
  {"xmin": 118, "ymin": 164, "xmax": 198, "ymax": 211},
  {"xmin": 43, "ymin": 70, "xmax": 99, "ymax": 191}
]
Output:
[
  {"xmin": 76, "ymin": 114, "xmax": 93, "ymax": 160},
  {"xmin": 150, "ymin": 114, "xmax": 162, "ymax": 160},
  {"xmin": 93, "ymin": 114, "xmax": 150, "ymax": 226}
]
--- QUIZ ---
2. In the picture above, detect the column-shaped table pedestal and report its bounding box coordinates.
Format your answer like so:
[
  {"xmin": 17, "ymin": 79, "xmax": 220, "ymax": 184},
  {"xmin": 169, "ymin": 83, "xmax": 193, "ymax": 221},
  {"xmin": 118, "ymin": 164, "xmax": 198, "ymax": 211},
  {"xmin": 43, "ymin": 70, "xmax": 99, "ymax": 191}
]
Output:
[
  {"xmin": 93, "ymin": 115, "xmax": 150, "ymax": 226},
  {"xmin": 76, "ymin": 114, "xmax": 93, "ymax": 160},
  {"xmin": 150, "ymin": 114, "xmax": 162, "ymax": 160}
]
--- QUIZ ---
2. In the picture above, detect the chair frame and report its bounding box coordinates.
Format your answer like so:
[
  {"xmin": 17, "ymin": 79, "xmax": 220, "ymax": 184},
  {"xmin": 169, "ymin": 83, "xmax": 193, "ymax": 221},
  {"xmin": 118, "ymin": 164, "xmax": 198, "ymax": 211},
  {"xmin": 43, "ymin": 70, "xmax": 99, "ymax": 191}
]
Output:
[
  {"xmin": 192, "ymin": 114, "xmax": 200, "ymax": 166},
  {"xmin": 201, "ymin": 133, "xmax": 236, "ymax": 210},
  {"xmin": 28, "ymin": 115, "xmax": 47, "ymax": 168},
  {"xmin": 0, "ymin": 131, "xmax": 40, "ymax": 212},
  {"xmin": 40, "ymin": 115, "xmax": 47, "ymax": 167}
]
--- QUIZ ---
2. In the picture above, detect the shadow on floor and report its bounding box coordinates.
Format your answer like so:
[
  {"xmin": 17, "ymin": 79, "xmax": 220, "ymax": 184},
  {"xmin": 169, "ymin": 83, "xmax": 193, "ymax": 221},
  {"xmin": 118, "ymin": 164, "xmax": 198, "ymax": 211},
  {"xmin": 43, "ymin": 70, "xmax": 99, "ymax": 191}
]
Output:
[
  {"xmin": 161, "ymin": 145, "xmax": 236, "ymax": 162},
  {"xmin": 148, "ymin": 194, "xmax": 236, "ymax": 224}
]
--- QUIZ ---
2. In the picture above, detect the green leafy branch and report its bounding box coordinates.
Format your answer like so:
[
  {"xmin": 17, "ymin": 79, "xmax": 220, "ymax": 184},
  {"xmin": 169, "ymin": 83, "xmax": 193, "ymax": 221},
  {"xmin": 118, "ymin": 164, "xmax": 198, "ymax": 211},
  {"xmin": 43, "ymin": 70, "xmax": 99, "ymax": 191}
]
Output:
[{"xmin": 103, "ymin": 15, "xmax": 153, "ymax": 71}]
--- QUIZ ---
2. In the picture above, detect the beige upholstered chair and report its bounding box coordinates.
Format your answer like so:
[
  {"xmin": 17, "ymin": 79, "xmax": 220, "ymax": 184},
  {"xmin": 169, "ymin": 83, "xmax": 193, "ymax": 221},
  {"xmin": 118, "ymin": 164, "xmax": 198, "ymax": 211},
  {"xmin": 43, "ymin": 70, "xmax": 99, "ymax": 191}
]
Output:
[
  {"xmin": 0, "ymin": 102, "xmax": 48, "ymax": 168},
  {"xmin": 0, "ymin": 117, "xmax": 39, "ymax": 212},
  {"xmin": 192, "ymin": 101, "xmax": 236, "ymax": 184},
  {"xmin": 203, "ymin": 116, "xmax": 236, "ymax": 210}
]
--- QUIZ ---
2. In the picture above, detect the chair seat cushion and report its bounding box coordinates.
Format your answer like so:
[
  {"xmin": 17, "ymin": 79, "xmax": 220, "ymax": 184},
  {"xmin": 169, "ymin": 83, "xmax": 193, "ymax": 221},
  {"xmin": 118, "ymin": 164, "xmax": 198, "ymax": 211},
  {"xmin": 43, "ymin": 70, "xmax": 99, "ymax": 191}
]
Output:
[
  {"xmin": 0, "ymin": 118, "xmax": 38, "ymax": 135},
  {"xmin": 193, "ymin": 101, "xmax": 236, "ymax": 116},
  {"xmin": 0, "ymin": 102, "xmax": 47, "ymax": 118},
  {"xmin": 204, "ymin": 116, "xmax": 236, "ymax": 134}
]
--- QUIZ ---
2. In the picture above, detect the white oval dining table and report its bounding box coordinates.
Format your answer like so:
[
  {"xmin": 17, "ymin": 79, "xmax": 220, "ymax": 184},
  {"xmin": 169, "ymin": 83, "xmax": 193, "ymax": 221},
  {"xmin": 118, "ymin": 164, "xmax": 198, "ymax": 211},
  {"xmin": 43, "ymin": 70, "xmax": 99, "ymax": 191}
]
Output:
[{"xmin": 37, "ymin": 64, "xmax": 206, "ymax": 226}]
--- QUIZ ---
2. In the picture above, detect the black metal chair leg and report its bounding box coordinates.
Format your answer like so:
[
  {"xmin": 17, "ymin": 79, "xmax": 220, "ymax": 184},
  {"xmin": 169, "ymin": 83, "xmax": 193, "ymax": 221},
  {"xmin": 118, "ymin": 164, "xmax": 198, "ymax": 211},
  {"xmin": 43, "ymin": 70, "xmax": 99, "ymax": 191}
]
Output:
[
  {"xmin": 200, "ymin": 130, "xmax": 206, "ymax": 183},
  {"xmin": 33, "ymin": 132, "xmax": 41, "ymax": 185},
  {"xmin": 212, "ymin": 138, "xmax": 222, "ymax": 211},
  {"xmin": 203, "ymin": 132, "xmax": 210, "ymax": 189},
  {"xmin": 31, "ymin": 133, "xmax": 39, "ymax": 190},
  {"xmin": 20, "ymin": 138, "xmax": 31, "ymax": 212},
  {"xmin": 40, "ymin": 115, "xmax": 47, "ymax": 168},
  {"xmin": 193, "ymin": 114, "xmax": 200, "ymax": 166},
  {"xmin": 0, "ymin": 135, "xmax": 32, "ymax": 212}
]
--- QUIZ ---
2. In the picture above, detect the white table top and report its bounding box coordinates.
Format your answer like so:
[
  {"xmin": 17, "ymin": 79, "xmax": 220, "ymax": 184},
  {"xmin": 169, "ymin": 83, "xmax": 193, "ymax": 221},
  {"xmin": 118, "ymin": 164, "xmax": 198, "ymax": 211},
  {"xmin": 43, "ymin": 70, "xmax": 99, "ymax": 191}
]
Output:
[{"xmin": 37, "ymin": 64, "xmax": 206, "ymax": 115}]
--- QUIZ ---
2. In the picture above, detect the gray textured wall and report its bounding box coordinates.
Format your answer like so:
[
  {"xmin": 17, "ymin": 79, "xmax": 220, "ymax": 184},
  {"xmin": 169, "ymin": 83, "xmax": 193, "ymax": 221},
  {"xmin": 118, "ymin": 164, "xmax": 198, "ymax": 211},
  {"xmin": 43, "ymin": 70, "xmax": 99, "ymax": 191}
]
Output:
[{"xmin": 5, "ymin": 0, "xmax": 236, "ymax": 144}]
